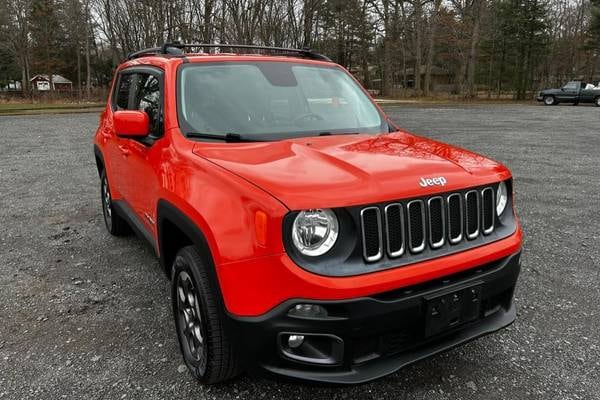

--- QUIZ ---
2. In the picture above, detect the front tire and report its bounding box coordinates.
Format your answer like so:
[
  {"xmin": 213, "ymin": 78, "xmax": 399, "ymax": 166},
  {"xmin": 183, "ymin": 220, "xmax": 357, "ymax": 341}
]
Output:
[
  {"xmin": 100, "ymin": 170, "xmax": 130, "ymax": 236},
  {"xmin": 172, "ymin": 246, "xmax": 241, "ymax": 384},
  {"xmin": 543, "ymin": 95, "xmax": 556, "ymax": 106}
]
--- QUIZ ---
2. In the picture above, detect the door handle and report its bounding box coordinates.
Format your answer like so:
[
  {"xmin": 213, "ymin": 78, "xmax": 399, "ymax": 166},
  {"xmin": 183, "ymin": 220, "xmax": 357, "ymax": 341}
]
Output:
[{"xmin": 118, "ymin": 145, "xmax": 131, "ymax": 157}]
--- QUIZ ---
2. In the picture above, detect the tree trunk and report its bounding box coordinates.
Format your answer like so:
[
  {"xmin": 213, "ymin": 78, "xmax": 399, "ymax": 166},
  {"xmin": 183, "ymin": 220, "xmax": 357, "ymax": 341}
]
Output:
[
  {"xmin": 104, "ymin": 0, "xmax": 120, "ymax": 67},
  {"xmin": 21, "ymin": 63, "xmax": 28, "ymax": 95},
  {"xmin": 414, "ymin": 0, "xmax": 423, "ymax": 95},
  {"xmin": 204, "ymin": 0, "xmax": 214, "ymax": 43},
  {"xmin": 86, "ymin": 30, "xmax": 91, "ymax": 99},
  {"xmin": 302, "ymin": 0, "xmax": 315, "ymax": 48},
  {"xmin": 424, "ymin": 0, "xmax": 442, "ymax": 96},
  {"xmin": 466, "ymin": 0, "xmax": 484, "ymax": 98},
  {"xmin": 76, "ymin": 46, "xmax": 81, "ymax": 99},
  {"xmin": 382, "ymin": 0, "xmax": 392, "ymax": 97},
  {"xmin": 25, "ymin": 55, "xmax": 30, "ymax": 96}
]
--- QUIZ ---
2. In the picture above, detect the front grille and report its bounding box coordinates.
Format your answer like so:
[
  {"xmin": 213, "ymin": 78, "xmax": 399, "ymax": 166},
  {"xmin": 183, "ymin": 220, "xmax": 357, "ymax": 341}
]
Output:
[
  {"xmin": 428, "ymin": 197, "xmax": 445, "ymax": 248},
  {"xmin": 447, "ymin": 193, "xmax": 463, "ymax": 243},
  {"xmin": 465, "ymin": 190, "xmax": 480, "ymax": 239},
  {"xmin": 481, "ymin": 187, "xmax": 495, "ymax": 234},
  {"xmin": 360, "ymin": 207, "xmax": 383, "ymax": 262},
  {"xmin": 360, "ymin": 185, "xmax": 498, "ymax": 262},
  {"xmin": 384, "ymin": 204, "xmax": 404, "ymax": 257},
  {"xmin": 407, "ymin": 200, "xmax": 426, "ymax": 253}
]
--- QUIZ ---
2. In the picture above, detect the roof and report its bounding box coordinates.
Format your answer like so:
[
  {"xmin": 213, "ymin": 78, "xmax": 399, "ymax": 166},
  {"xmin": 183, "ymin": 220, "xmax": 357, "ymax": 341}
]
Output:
[{"xmin": 30, "ymin": 74, "xmax": 73, "ymax": 84}]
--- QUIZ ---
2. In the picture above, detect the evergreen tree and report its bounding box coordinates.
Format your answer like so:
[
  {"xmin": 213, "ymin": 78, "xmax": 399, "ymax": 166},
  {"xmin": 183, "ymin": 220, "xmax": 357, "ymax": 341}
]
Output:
[
  {"xmin": 479, "ymin": 0, "xmax": 548, "ymax": 99},
  {"xmin": 29, "ymin": 0, "xmax": 66, "ymax": 85},
  {"xmin": 588, "ymin": 0, "xmax": 600, "ymax": 50}
]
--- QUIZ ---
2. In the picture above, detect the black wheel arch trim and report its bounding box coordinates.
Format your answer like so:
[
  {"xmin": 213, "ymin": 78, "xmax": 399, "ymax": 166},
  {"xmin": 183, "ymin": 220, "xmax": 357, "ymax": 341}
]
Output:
[
  {"xmin": 156, "ymin": 199, "xmax": 229, "ymax": 317},
  {"xmin": 93, "ymin": 144, "xmax": 105, "ymax": 177}
]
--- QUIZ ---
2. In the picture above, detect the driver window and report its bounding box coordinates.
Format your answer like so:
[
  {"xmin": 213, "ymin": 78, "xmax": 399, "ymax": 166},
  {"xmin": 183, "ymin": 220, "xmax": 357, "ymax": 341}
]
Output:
[
  {"xmin": 133, "ymin": 73, "xmax": 162, "ymax": 136},
  {"xmin": 114, "ymin": 74, "xmax": 133, "ymax": 110},
  {"xmin": 564, "ymin": 82, "xmax": 577, "ymax": 90}
]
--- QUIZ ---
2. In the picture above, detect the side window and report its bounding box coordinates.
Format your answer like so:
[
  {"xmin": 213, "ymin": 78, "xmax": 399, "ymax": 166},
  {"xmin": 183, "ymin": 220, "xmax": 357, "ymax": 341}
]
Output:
[
  {"xmin": 115, "ymin": 74, "xmax": 133, "ymax": 110},
  {"xmin": 564, "ymin": 82, "xmax": 578, "ymax": 90},
  {"xmin": 133, "ymin": 73, "xmax": 162, "ymax": 135}
]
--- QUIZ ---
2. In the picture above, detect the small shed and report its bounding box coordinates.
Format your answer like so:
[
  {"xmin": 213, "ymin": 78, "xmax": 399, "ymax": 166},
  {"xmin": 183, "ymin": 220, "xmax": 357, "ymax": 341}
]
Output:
[
  {"xmin": 403, "ymin": 66, "xmax": 453, "ymax": 90},
  {"xmin": 30, "ymin": 74, "xmax": 73, "ymax": 91}
]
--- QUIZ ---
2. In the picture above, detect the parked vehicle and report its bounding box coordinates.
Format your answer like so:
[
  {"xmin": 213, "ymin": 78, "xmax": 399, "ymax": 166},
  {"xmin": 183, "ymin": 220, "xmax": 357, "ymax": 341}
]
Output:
[
  {"xmin": 93, "ymin": 43, "xmax": 522, "ymax": 384},
  {"xmin": 537, "ymin": 80, "xmax": 600, "ymax": 106}
]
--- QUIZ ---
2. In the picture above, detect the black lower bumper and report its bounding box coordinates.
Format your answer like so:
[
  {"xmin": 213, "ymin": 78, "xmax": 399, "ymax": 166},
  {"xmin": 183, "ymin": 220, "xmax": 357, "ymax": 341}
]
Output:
[{"xmin": 226, "ymin": 251, "xmax": 521, "ymax": 384}]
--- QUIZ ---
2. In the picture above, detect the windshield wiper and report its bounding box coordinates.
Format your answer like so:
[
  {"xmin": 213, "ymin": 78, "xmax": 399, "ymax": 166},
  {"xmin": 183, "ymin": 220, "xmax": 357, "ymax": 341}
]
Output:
[
  {"xmin": 318, "ymin": 131, "xmax": 360, "ymax": 136},
  {"xmin": 186, "ymin": 132, "xmax": 256, "ymax": 142}
]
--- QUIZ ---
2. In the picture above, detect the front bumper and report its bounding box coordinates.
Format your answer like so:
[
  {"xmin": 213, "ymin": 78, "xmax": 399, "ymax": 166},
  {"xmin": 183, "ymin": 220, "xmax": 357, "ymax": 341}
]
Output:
[{"xmin": 226, "ymin": 251, "xmax": 521, "ymax": 384}]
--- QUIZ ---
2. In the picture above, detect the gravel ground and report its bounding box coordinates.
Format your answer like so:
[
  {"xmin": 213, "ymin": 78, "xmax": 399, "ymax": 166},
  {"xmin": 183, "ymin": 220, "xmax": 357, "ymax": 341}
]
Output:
[{"xmin": 0, "ymin": 104, "xmax": 598, "ymax": 400}]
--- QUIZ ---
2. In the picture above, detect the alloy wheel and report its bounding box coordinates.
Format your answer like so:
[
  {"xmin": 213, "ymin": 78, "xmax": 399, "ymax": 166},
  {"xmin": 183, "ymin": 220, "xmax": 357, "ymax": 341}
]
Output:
[
  {"xmin": 176, "ymin": 271, "xmax": 207, "ymax": 368},
  {"xmin": 102, "ymin": 176, "xmax": 113, "ymax": 228}
]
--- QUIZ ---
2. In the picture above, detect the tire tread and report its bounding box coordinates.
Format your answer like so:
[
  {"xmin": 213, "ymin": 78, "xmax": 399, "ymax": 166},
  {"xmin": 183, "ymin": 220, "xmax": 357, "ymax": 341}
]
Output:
[{"xmin": 174, "ymin": 246, "xmax": 241, "ymax": 384}]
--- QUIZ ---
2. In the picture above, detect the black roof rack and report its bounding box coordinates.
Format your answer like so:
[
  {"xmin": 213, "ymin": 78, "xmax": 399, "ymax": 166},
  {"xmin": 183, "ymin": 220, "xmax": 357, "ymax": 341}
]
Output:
[{"xmin": 127, "ymin": 43, "xmax": 331, "ymax": 62}]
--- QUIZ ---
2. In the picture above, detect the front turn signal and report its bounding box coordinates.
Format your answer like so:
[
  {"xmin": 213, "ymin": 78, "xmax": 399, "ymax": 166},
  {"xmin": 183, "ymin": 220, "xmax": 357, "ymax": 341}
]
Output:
[{"xmin": 255, "ymin": 210, "xmax": 268, "ymax": 247}]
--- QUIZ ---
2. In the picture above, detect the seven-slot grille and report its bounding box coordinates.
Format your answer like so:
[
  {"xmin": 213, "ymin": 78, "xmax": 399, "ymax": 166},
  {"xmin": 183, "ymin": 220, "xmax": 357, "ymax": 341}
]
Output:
[{"xmin": 360, "ymin": 186, "xmax": 496, "ymax": 262}]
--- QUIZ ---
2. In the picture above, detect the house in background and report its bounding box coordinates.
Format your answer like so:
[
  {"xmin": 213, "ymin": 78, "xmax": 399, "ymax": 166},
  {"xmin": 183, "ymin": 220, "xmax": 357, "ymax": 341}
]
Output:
[
  {"xmin": 403, "ymin": 66, "xmax": 453, "ymax": 91},
  {"xmin": 1, "ymin": 80, "xmax": 22, "ymax": 91},
  {"xmin": 30, "ymin": 74, "xmax": 73, "ymax": 91}
]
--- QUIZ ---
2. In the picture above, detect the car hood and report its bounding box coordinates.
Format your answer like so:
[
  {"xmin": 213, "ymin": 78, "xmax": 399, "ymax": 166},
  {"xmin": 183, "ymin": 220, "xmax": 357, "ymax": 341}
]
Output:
[{"xmin": 192, "ymin": 131, "xmax": 511, "ymax": 210}]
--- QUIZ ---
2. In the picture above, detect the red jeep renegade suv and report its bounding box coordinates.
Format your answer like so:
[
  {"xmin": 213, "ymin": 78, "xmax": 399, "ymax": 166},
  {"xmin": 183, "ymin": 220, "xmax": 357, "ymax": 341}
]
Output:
[{"xmin": 93, "ymin": 43, "xmax": 522, "ymax": 384}]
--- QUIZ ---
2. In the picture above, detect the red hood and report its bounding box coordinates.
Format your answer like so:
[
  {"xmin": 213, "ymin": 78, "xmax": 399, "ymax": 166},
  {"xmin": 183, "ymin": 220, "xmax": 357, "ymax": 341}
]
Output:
[{"xmin": 192, "ymin": 131, "xmax": 511, "ymax": 210}]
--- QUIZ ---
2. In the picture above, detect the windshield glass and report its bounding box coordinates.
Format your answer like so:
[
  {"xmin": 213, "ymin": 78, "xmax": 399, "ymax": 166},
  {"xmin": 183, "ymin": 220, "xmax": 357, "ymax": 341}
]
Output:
[{"xmin": 177, "ymin": 62, "xmax": 386, "ymax": 140}]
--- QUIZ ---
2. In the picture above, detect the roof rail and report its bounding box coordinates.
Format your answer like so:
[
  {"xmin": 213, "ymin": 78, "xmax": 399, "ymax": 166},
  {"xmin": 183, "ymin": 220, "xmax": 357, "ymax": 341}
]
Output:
[
  {"xmin": 126, "ymin": 45, "xmax": 183, "ymax": 60},
  {"xmin": 127, "ymin": 43, "xmax": 331, "ymax": 62}
]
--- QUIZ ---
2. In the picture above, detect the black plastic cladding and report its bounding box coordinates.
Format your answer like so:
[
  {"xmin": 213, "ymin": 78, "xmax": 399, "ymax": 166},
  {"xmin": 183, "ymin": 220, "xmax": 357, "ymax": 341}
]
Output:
[{"xmin": 282, "ymin": 180, "xmax": 516, "ymax": 277}]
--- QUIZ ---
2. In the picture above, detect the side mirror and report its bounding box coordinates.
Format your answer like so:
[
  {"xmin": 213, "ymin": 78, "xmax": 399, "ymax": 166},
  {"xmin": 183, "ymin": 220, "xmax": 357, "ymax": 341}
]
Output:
[{"xmin": 114, "ymin": 110, "xmax": 150, "ymax": 138}]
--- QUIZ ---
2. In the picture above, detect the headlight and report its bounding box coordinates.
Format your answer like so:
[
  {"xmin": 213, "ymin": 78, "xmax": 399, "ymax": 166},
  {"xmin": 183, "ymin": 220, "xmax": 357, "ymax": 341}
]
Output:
[
  {"xmin": 292, "ymin": 209, "xmax": 339, "ymax": 256},
  {"xmin": 496, "ymin": 181, "xmax": 508, "ymax": 216}
]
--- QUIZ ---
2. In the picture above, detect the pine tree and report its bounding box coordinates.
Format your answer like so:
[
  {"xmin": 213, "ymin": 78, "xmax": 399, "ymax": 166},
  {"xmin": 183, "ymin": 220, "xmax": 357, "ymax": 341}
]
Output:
[
  {"xmin": 588, "ymin": 0, "xmax": 600, "ymax": 50},
  {"xmin": 29, "ymin": 0, "xmax": 66, "ymax": 86}
]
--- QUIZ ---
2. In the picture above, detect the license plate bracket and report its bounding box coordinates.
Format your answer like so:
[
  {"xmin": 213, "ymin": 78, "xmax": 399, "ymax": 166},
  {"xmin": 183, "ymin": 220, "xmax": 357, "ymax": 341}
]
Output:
[{"xmin": 424, "ymin": 282, "xmax": 483, "ymax": 338}]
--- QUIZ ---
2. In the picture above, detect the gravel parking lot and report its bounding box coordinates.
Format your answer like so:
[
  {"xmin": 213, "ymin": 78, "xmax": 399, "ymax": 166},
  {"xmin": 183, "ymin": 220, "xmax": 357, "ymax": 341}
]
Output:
[{"xmin": 1, "ymin": 104, "xmax": 598, "ymax": 400}]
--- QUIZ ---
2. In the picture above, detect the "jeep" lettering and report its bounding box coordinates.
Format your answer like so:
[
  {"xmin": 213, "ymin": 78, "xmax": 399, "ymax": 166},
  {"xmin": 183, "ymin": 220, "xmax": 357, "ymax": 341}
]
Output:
[{"xmin": 419, "ymin": 176, "xmax": 447, "ymax": 187}]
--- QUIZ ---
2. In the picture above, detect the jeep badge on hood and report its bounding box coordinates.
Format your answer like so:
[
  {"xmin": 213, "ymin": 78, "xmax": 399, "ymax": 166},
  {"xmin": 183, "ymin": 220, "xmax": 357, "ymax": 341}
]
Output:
[{"xmin": 419, "ymin": 176, "xmax": 447, "ymax": 187}]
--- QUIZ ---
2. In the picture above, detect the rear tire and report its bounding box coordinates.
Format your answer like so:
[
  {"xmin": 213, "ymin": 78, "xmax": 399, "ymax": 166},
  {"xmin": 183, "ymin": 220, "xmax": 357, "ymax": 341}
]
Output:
[
  {"xmin": 543, "ymin": 95, "xmax": 556, "ymax": 106},
  {"xmin": 100, "ymin": 170, "xmax": 130, "ymax": 236},
  {"xmin": 595, "ymin": 97, "xmax": 600, "ymax": 107},
  {"xmin": 172, "ymin": 246, "xmax": 241, "ymax": 384}
]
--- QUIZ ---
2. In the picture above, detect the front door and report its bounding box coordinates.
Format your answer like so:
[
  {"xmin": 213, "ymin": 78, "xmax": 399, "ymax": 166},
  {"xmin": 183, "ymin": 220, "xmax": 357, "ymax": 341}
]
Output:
[
  {"xmin": 104, "ymin": 72, "xmax": 135, "ymax": 198},
  {"xmin": 559, "ymin": 81, "xmax": 579, "ymax": 102},
  {"xmin": 118, "ymin": 69, "xmax": 164, "ymax": 240}
]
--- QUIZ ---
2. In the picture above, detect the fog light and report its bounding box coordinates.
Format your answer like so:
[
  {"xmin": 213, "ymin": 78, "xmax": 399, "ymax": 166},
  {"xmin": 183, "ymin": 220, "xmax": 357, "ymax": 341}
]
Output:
[
  {"xmin": 279, "ymin": 332, "xmax": 344, "ymax": 365},
  {"xmin": 288, "ymin": 334, "xmax": 304, "ymax": 349},
  {"xmin": 288, "ymin": 304, "xmax": 328, "ymax": 318}
]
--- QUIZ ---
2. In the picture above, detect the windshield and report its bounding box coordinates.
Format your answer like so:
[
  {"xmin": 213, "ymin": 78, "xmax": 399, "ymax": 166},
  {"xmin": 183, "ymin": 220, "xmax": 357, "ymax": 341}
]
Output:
[{"xmin": 177, "ymin": 62, "xmax": 387, "ymax": 140}]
